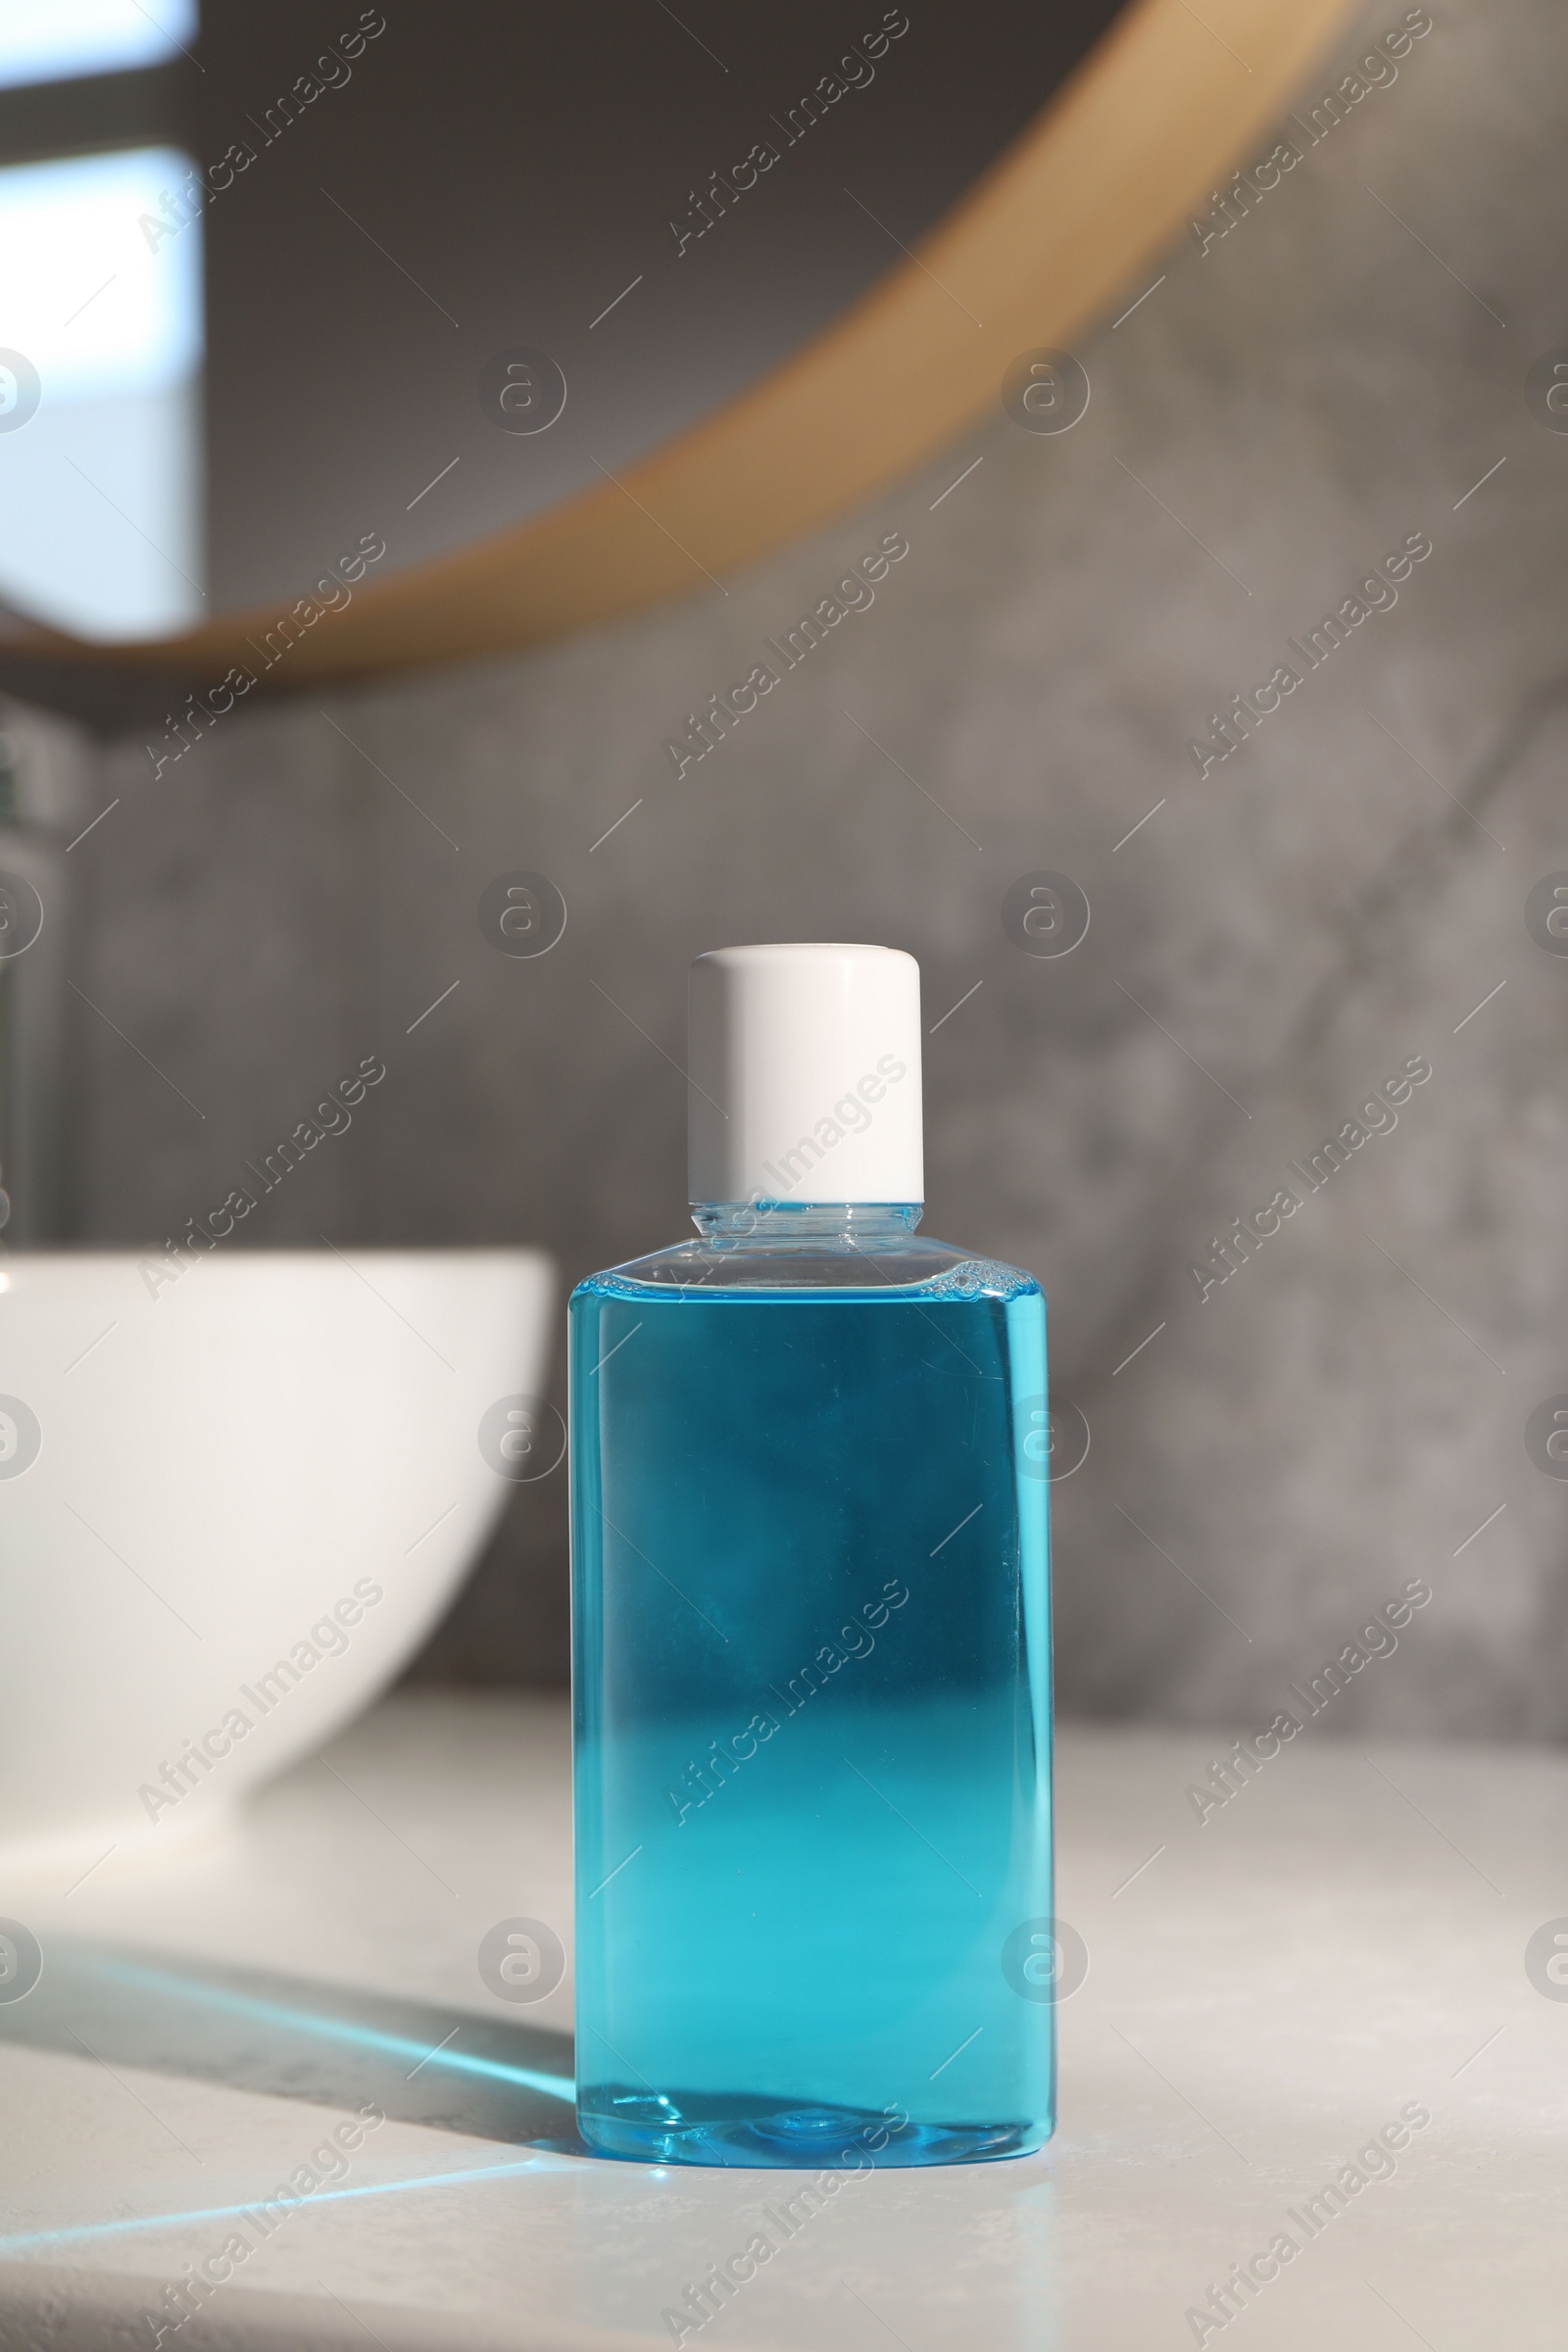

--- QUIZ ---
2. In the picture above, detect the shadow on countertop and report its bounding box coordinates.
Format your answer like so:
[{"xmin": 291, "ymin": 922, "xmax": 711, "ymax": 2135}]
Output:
[{"xmin": 0, "ymin": 1936, "xmax": 580, "ymax": 2150}]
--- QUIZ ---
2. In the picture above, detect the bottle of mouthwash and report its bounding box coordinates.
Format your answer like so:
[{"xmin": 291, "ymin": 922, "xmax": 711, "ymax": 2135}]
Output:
[{"xmin": 570, "ymin": 943, "xmax": 1053, "ymax": 2167}]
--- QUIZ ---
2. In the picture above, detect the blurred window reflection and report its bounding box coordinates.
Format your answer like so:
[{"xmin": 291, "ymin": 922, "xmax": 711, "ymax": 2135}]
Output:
[
  {"xmin": 0, "ymin": 9, "xmax": 202, "ymax": 640},
  {"xmin": 0, "ymin": 0, "xmax": 197, "ymax": 91}
]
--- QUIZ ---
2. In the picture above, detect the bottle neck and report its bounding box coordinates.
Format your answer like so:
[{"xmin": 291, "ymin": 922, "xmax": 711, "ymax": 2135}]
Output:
[{"xmin": 690, "ymin": 1200, "xmax": 923, "ymax": 1249}]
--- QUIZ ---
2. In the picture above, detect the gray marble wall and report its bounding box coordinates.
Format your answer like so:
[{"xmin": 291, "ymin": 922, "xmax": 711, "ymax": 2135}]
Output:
[{"xmin": 61, "ymin": 0, "xmax": 1568, "ymax": 1734}]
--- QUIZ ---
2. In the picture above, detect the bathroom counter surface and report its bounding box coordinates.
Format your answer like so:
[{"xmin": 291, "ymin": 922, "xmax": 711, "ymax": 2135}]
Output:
[{"xmin": 0, "ymin": 1690, "xmax": 1562, "ymax": 2350}]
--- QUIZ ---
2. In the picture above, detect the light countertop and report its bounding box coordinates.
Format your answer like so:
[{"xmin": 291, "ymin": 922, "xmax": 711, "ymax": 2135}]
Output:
[{"xmin": 0, "ymin": 1691, "xmax": 1563, "ymax": 2350}]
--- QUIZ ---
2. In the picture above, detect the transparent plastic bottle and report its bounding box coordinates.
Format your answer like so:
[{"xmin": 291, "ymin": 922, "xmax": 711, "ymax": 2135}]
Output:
[{"xmin": 570, "ymin": 948, "xmax": 1053, "ymax": 2168}]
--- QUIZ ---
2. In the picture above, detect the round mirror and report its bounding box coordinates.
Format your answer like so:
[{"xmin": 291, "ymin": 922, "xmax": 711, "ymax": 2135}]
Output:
[{"xmin": 0, "ymin": 0, "xmax": 1353, "ymax": 682}]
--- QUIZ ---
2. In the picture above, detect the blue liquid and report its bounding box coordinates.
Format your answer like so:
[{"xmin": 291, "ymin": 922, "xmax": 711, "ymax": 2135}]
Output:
[{"xmin": 570, "ymin": 1227, "xmax": 1053, "ymax": 2168}]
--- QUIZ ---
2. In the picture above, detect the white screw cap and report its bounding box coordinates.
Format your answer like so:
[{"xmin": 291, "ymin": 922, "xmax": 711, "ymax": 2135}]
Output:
[{"xmin": 687, "ymin": 943, "xmax": 924, "ymax": 1205}]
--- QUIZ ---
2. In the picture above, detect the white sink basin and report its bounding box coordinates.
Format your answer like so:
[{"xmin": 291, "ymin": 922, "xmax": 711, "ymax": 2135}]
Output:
[{"xmin": 0, "ymin": 1248, "xmax": 555, "ymax": 1877}]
